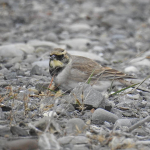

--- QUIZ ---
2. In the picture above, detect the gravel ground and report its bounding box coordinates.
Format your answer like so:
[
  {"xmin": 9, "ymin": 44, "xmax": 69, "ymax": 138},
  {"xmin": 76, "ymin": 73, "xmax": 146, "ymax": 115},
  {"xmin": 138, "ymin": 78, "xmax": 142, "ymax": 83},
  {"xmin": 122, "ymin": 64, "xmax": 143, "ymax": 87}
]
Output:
[{"xmin": 0, "ymin": 0, "xmax": 150, "ymax": 150}]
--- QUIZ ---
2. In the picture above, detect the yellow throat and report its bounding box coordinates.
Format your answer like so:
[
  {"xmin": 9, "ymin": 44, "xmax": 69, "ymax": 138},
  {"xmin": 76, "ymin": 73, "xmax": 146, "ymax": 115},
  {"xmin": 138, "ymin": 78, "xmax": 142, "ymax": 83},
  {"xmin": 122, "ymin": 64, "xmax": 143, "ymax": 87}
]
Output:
[{"xmin": 50, "ymin": 60, "xmax": 64, "ymax": 68}]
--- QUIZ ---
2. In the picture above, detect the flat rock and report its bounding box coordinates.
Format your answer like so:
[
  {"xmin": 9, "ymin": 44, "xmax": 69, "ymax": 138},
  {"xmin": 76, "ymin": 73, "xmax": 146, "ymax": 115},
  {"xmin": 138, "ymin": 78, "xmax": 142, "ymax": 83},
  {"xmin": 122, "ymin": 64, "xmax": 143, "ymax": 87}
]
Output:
[
  {"xmin": 70, "ymin": 83, "xmax": 105, "ymax": 108},
  {"xmin": 0, "ymin": 43, "xmax": 35, "ymax": 57}
]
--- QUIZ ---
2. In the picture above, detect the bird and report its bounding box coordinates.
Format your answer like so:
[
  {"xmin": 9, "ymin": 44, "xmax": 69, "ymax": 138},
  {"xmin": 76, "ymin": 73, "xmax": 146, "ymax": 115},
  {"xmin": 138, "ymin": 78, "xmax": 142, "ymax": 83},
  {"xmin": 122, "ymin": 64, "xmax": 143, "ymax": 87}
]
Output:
[{"xmin": 49, "ymin": 48, "xmax": 150, "ymax": 93}]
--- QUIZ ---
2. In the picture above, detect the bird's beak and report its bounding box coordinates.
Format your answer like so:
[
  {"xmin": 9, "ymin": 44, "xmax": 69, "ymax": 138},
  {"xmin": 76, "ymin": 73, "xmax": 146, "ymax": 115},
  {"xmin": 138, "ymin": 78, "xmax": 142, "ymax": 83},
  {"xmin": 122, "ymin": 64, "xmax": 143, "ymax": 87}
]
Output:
[{"xmin": 50, "ymin": 55, "xmax": 55, "ymax": 60}]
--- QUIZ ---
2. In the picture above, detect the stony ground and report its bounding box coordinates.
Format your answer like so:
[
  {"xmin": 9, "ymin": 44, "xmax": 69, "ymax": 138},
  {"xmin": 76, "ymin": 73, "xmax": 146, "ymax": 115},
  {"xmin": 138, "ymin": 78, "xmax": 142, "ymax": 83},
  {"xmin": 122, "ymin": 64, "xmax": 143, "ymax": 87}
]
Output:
[{"xmin": 0, "ymin": 0, "xmax": 150, "ymax": 150}]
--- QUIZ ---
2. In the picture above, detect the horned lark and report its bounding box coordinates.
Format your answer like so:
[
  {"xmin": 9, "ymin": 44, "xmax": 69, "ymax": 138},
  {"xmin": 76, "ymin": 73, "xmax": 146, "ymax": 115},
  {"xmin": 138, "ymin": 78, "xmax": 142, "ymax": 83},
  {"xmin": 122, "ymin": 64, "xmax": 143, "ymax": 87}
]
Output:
[{"xmin": 49, "ymin": 48, "xmax": 149, "ymax": 92}]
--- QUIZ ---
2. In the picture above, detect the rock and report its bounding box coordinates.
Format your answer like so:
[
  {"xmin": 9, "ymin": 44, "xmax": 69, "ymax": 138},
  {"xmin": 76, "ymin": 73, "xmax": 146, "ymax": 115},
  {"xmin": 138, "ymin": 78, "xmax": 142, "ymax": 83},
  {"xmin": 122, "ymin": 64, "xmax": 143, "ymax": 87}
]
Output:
[
  {"xmin": 113, "ymin": 50, "xmax": 135, "ymax": 62},
  {"xmin": 42, "ymin": 32, "xmax": 58, "ymax": 42},
  {"xmin": 92, "ymin": 108, "xmax": 118, "ymax": 124},
  {"xmin": 68, "ymin": 51, "xmax": 106, "ymax": 63},
  {"xmin": 29, "ymin": 117, "xmax": 62, "ymax": 134},
  {"xmin": 72, "ymin": 144, "xmax": 90, "ymax": 150},
  {"xmin": 0, "ymin": 43, "xmax": 34, "ymax": 57},
  {"xmin": 32, "ymin": 60, "xmax": 49, "ymax": 69},
  {"xmin": 133, "ymin": 59, "xmax": 150, "ymax": 67},
  {"xmin": 28, "ymin": 40, "xmax": 58, "ymax": 48},
  {"xmin": 101, "ymin": 15, "xmax": 126, "ymax": 28},
  {"xmin": 30, "ymin": 65, "xmax": 44, "ymax": 76},
  {"xmin": 3, "ymin": 139, "xmax": 38, "ymax": 150},
  {"xmin": 0, "ymin": 126, "xmax": 12, "ymax": 137},
  {"xmin": 70, "ymin": 83, "xmax": 105, "ymax": 108},
  {"xmin": 58, "ymin": 136, "xmax": 74, "ymax": 145},
  {"xmin": 65, "ymin": 118, "xmax": 86, "ymax": 135},
  {"xmin": 4, "ymin": 72, "xmax": 17, "ymax": 80},
  {"xmin": 39, "ymin": 133, "xmax": 60, "ymax": 150},
  {"xmin": 71, "ymin": 136, "xmax": 89, "ymax": 144},
  {"xmin": 35, "ymin": 82, "xmax": 49, "ymax": 91},
  {"xmin": 0, "ymin": 108, "xmax": 4, "ymax": 119},
  {"xmin": 60, "ymin": 38, "xmax": 91, "ymax": 50},
  {"xmin": 114, "ymin": 118, "xmax": 139, "ymax": 128},
  {"xmin": 124, "ymin": 66, "xmax": 138, "ymax": 73},
  {"xmin": 10, "ymin": 126, "xmax": 29, "ymax": 136},
  {"xmin": 43, "ymin": 111, "xmax": 57, "ymax": 117},
  {"xmin": 93, "ymin": 46, "xmax": 105, "ymax": 52},
  {"xmin": 56, "ymin": 104, "xmax": 75, "ymax": 115},
  {"xmin": 69, "ymin": 23, "xmax": 91, "ymax": 31}
]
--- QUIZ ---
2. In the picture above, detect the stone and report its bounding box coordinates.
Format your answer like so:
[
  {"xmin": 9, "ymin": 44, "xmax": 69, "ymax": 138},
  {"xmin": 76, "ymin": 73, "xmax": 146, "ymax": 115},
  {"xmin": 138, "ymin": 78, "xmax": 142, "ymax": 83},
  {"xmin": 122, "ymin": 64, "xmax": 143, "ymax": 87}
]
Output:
[
  {"xmin": 32, "ymin": 60, "xmax": 49, "ymax": 69},
  {"xmin": 28, "ymin": 40, "xmax": 58, "ymax": 49},
  {"xmin": 124, "ymin": 66, "xmax": 138, "ymax": 73},
  {"xmin": 72, "ymin": 144, "xmax": 90, "ymax": 150},
  {"xmin": 69, "ymin": 23, "xmax": 91, "ymax": 31},
  {"xmin": 30, "ymin": 65, "xmax": 44, "ymax": 76},
  {"xmin": 4, "ymin": 72, "xmax": 17, "ymax": 80},
  {"xmin": 68, "ymin": 51, "xmax": 106, "ymax": 63},
  {"xmin": 70, "ymin": 83, "xmax": 105, "ymax": 108},
  {"xmin": 60, "ymin": 38, "xmax": 91, "ymax": 50},
  {"xmin": 3, "ymin": 139, "xmax": 38, "ymax": 150},
  {"xmin": 65, "ymin": 118, "xmax": 86, "ymax": 135},
  {"xmin": 10, "ymin": 126, "xmax": 29, "ymax": 136},
  {"xmin": 92, "ymin": 108, "xmax": 118, "ymax": 124},
  {"xmin": 0, "ymin": 43, "xmax": 34, "ymax": 57}
]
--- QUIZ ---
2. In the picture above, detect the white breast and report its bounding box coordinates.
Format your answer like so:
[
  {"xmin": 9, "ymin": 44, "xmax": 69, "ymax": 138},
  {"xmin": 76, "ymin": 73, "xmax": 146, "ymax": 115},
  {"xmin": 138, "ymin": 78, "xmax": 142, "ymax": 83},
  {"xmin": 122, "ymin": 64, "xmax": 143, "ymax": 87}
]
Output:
[{"xmin": 54, "ymin": 60, "xmax": 72, "ymax": 85}]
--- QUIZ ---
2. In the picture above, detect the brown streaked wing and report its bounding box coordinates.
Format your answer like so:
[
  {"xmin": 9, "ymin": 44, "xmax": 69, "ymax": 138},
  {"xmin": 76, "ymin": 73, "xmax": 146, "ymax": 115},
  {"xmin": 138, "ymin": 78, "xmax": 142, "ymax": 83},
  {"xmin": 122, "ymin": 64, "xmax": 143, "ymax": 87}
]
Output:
[{"xmin": 99, "ymin": 67, "xmax": 135, "ymax": 79}]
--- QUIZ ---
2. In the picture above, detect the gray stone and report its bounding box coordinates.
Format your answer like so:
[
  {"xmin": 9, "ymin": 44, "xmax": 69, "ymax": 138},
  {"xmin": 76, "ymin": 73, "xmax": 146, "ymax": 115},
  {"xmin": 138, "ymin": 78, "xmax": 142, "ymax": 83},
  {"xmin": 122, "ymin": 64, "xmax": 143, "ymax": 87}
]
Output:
[
  {"xmin": 71, "ymin": 136, "xmax": 89, "ymax": 144},
  {"xmin": 28, "ymin": 40, "xmax": 58, "ymax": 49},
  {"xmin": 0, "ymin": 44, "xmax": 34, "ymax": 57},
  {"xmin": 69, "ymin": 23, "xmax": 91, "ymax": 31},
  {"xmin": 68, "ymin": 51, "xmax": 106, "ymax": 63},
  {"xmin": 72, "ymin": 144, "xmax": 89, "ymax": 150},
  {"xmin": 92, "ymin": 108, "xmax": 118, "ymax": 124},
  {"xmin": 56, "ymin": 104, "xmax": 75, "ymax": 115},
  {"xmin": 42, "ymin": 32, "xmax": 58, "ymax": 42},
  {"xmin": 65, "ymin": 118, "xmax": 86, "ymax": 135},
  {"xmin": 70, "ymin": 83, "xmax": 105, "ymax": 108},
  {"xmin": 124, "ymin": 66, "xmax": 138, "ymax": 73},
  {"xmin": 29, "ymin": 117, "xmax": 62, "ymax": 134},
  {"xmin": 30, "ymin": 65, "xmax": 44, "ymax": 76},
  {"xmin": 4, "ymin": 72, "xmax": 17, "ymax": 80},
  {"xmin": 10, "ymin": 126, "xmax": 29, "ymax": 136},
  {"xmin": 60, "ymin": 38, "xmax": 91, "ymax": 50},
  {"xmin": 32, "ymin": 60, "xmax": 49, "ymax": 69},
  {"xmin": 0, "ymin": 108, "xmax": 4, "ymax": 119},
  {"xmin": 58, "ymin": 136, "xmax": 74, "ymax": 145}
]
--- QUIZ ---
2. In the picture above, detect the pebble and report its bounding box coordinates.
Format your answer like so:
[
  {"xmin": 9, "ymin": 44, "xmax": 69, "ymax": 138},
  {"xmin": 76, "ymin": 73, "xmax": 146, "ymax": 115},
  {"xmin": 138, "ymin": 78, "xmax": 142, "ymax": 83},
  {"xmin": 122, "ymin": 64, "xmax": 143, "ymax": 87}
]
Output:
[
  {"xmin": 124, "ymin": 66, "xmax": 138, "ymax": 73},
  {"xmin": 65, "ymin": 118, "xmax": 86, "ymax": 135},
  {"xmin": 3, "ymin": 139, "xmax": 38, "ymax": 150},
  {"xmin": 32, "ymin": 60, "xmax": 49, "ymax": 69},
  {"xmin": 30, "ymin": 65, "xmax": 45, "ymax": 76},
  {"xmin": 70, "ymin": 83, "xmax": 105, "ymax": 108},
  {"xmin": 10, "ymin": 126, "xmax": 29, "ymax": 136},
  {"xmin": 28, "ymin": 40, "xmax": 58, "ymax": 49},
  {"xmin": 60, "ymin": 38, "xmax": 91, "ymax": 50},
  {"xmin": 92, "ymin": 108, "xmax": 118, "ymax": 124},
  {"xmin": 69, "ymin": 23, "xmax": 91, "ymax": 31},
  {"xmin": 0, "ymin": 43, "xmax": 34, "ymax": 57},
  {"xmin": 68, "ymin": 51, "xmax": 106, "ymax": 63}
]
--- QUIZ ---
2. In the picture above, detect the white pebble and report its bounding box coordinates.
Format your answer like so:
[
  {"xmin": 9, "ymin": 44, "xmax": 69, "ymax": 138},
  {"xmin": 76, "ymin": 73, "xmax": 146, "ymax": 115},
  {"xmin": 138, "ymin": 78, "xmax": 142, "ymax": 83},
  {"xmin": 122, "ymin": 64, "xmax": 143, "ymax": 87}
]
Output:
[{"xmin": 124, "ymin": 66, "xmax": 138, "ymax": 73}]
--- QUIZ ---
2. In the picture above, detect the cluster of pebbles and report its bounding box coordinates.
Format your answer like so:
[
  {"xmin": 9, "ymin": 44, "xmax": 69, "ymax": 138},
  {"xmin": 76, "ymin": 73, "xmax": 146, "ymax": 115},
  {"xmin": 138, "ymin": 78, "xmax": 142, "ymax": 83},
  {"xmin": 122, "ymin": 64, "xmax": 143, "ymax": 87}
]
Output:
[{"xmin": 0, "ymin": 0, "xmax": 150, "ymax": 149}]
